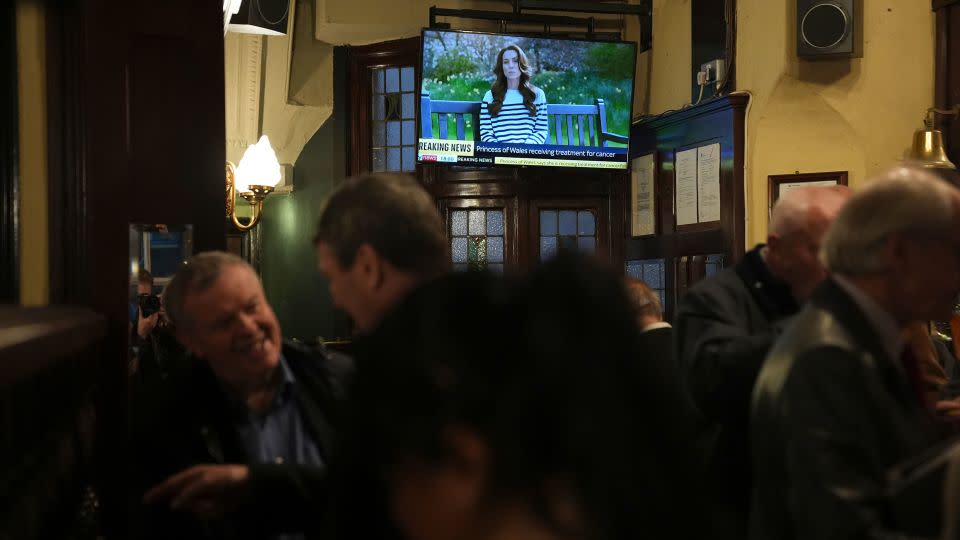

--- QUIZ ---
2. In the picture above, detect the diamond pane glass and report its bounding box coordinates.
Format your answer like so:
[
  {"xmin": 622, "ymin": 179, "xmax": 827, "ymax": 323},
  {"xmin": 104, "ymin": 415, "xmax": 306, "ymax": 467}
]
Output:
[
  {"xmin": 487, "ymin": 211, "xmax": 504, "ymax": 236},
  {"xmin": 625, "ymin": 261, "xmax": 642, "ymax": 280},
  {"xmin": 402, "ymin": 147, "xmax": 415, "ymax": 172},
  {"xmin": 387, "ymin": 121, "xmax": 401, "ymax": 146},
  {"xmin": 451, "ymin": 211, "xmax": 468, "ymax": 236},
  {"xmin": 372, "ymin": 148, "xmax": 385, "ymax": 172},
  {"xmin": 373, "ymin": 69, "xmax": 384, "ymax": 93},
  {"xmin": 387, "ymin": 148, "xmax": 401, "ymax": 171},
  {"xmin": 386, "ymin": 68, "xmax": 399, "ymax": 93},
  {"xmin": 402, "ymin": 93, "xmax": 415, "ymax": 120},
  {"xmin": 468, "ymin": 210, "xmax": 485, "ymax": 235},
  {"xmin": 402, "ymin": 120, "xmax": 416, "ymax": 145},
  {"xmin": 578, "ymin": 237, "xmax": 596, "ymax": 253},
  {"xmin": 559, "ymin": 210, "xmax": 577, "ymax": 235},
  {"xmin": 578, "ymin": 211, "xmax": 596, "ymax": 236},
  {"xmin": 401, "ymin": 67, "xmax": 415, "ymax": 92},
  {"xmin": 540, "ymin": 210, "xmax": 557, "ymax": 235},
  {"xmin": 372, "ymin": 122, "xmax": 385, "ymax": 147},
  {"xmin": 451, "ymin": 237, "xmax": 468, "ymax": 263},
  {"xmin": 487, "ymin": 237, "xmax": 504, "ymax": 263},
  {"xmin": 539, "ymin": 237, "xmax": 558, "ymax": 261}
]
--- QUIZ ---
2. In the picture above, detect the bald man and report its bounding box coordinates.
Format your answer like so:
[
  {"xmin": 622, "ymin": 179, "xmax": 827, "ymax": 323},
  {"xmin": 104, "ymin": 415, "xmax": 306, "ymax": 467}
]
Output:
[{"xmin": 674, "ymin": 185, "xmax": 852, "ymax": 538}]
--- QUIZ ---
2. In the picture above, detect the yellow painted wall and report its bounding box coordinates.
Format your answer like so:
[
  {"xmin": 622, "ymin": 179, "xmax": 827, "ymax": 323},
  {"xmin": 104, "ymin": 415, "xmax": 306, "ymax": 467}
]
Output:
[
  {"xmin": 15, "ymin": 1, "xmax": 48, "ymax": 306},
  {"xmin": 641, "ymin": 1, "xmax": 934, "ymax": 247}
]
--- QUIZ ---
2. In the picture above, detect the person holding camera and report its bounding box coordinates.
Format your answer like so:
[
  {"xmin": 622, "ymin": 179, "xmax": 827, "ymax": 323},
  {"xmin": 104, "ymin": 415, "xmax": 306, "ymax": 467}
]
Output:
[{"xmin": 130, "ymin": 268, "xmax": 189, "ymax": 392}]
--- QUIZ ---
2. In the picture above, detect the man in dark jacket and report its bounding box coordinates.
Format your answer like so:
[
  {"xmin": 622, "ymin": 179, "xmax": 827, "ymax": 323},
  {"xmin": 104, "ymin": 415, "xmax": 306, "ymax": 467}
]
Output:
[
  {"xmin": 750, "ymin": 167, "xmax": 960, "ymax": 539},
  {"xmin": 132, "ymin": 251, "xmax": 350, "ymax": 540},
  {"xmin": 674, "ymin": 184, "xmax": 851, "ymax": 535}
]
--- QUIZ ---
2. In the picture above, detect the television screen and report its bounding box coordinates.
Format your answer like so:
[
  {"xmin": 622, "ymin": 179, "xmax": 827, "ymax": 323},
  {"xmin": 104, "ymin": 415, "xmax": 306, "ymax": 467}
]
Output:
[{"xmin": 418, "ymin": 29, "xmax": 636, "ymax": 170}]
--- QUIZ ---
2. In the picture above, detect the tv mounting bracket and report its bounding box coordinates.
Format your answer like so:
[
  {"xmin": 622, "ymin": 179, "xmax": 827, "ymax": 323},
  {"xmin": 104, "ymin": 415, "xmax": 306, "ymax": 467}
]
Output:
[{"xmin": 428, "ymin": 0, "xmax": 652, "ymax": 50}]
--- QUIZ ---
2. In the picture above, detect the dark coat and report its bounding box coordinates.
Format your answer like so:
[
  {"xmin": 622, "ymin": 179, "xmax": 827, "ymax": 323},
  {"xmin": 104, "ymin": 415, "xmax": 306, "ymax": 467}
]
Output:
[
  {"xmin": 674, "ymin": 245, "xmax": 799, "ymax": 530},
  {"xmin": 750, "ymin": 278, "xmax": 936, "ymax": 540},
  {"xmin": 129, "ymin": 340, "xmax": 352, "ymax": 540}
]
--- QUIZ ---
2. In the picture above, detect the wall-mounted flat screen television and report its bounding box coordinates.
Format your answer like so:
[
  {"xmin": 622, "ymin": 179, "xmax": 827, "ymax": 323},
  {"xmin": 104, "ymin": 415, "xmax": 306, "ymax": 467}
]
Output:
[{"xmin": 418, "ymin": 29, "xmax": 637, "ymax": 169}]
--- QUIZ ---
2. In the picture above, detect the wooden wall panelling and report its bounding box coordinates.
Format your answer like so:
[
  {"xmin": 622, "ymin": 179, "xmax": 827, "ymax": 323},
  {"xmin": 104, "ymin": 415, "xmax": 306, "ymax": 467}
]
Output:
[
  {"xmin": 935, "ymin": 0, "xmax": 960, "ymax": 167},
  {"xmin": 44, "ymin": 0, "xmax": 225, "ymax": 534},
  {"xmin": 629, "ymin": 94, "xmax": 748, "ymax": 315},
  {"xmin": 1, "ymin": 1, "xmax": 17, "ymax": 303}
]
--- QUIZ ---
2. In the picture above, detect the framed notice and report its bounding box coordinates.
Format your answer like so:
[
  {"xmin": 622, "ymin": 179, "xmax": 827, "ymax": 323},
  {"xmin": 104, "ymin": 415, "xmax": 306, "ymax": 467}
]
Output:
[
  {"xmin": 675, "ymin": 148, "xmax": 699, "ymax": 226},
  {"xmin": 697, "ymin": 143, "xmax": 721, "ymax": 222},
  {"xmin": 631, "ymin": 153, "xmax": 657, "ymax": 236},
  {"xmin": 768, "ymin": 171, "xmax": 849, "ymax": 214}
]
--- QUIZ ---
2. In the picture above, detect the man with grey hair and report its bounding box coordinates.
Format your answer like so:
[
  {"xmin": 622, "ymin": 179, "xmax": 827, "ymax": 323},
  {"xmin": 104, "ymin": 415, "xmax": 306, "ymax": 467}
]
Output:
[
  {"xmin": 674, "ymin": 184, "xmax": 852, "ymax": 537},
  {"xmin": 750, "ymin": 167, "xmax": 960, "ymax": 539},
  {"xmin": 313, "ymin": 173, "xmax": 448, "ymax": 335},
  {"xmin": 132, "ymin": 251, "xmax": 347, "ymax": 540}
]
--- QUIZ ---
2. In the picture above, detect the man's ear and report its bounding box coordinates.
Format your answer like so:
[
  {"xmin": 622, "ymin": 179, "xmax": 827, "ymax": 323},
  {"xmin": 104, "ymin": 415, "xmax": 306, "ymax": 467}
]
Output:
[
  {"xmin": 354, "ymin": 243, "xmax": 385, "ymax": 291},
  {"xmin": 766, "ymin": 233, "xmax": 782, "ymax": 252}
]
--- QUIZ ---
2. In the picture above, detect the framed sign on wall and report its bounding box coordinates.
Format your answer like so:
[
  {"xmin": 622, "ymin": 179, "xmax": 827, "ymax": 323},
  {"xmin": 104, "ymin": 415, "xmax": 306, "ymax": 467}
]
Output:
[
  {"xmin": 630, "ymin": 152, "xmax": 657, "ymax": 236},
  {"xmin": 768, "ymin": 170, "xmax": 849, "ymax": 215}
]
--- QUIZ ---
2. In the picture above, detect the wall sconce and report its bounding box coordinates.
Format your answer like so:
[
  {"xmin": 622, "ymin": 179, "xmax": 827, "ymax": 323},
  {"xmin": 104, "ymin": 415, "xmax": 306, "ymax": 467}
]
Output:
[
  {"xmin": 906, "ymin": 106, "xmax": 960, "ymax": 170},
  {"xmin": 226, "ymin": 135, "xmax": 282, "ymax": 231}
]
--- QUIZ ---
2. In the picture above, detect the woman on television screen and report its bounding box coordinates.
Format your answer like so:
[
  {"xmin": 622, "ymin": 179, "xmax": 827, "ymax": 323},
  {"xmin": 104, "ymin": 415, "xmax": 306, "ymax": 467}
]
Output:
[{"xmin": 479, "ymin": 44, "xmax": 549, "ymax": 145}]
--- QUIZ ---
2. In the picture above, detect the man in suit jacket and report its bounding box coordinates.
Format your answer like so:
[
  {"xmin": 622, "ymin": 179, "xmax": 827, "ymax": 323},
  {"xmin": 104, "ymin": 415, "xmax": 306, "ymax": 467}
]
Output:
[
  {"xmin": 750, "ymin": 167, "xmax": 960, "ymax": 539},
  {"xmin": 674, "ymin": 184, "xmax": 851, "ymax": 535},
  {"xmin": 627, "ymin": 277, "xmax": 704, "ymax": 454},
  {"xmin": 132, "ymin": 251, "xmax": 350, "ymax": 540}
]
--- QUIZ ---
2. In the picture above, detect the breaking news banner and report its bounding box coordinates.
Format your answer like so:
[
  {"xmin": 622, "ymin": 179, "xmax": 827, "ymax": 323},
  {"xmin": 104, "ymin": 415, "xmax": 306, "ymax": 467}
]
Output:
[{"xmin": 417, "ymin": 141, "xmax": 627, "ymax": 169}]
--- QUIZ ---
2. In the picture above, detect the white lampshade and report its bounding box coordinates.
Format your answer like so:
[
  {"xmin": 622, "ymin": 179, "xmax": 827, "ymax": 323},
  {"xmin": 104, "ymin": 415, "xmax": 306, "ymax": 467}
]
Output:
[{"xmin": 234, "ymin": 135, "xmax": 282, "ymax": 192}]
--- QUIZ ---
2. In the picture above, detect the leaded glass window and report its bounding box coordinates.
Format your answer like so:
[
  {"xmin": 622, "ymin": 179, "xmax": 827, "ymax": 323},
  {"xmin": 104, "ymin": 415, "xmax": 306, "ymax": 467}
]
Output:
[
  {"xmin": 371, "ymin": 66, "xmax": 416, "ymax": 172},
  {"xmin": 539, "ymin": 209, "xmax": 596, "ymax": 261},
  {"xmin": 705, "ymin": 254, "xmax": 724, "ymax": 278},
  {"xmin": 626, "ymin": 259, "xmax": 666, "ymax": 309},
  {"xmin": 450, "ymin": 209, "xmax": 505, "ymax": 272}
]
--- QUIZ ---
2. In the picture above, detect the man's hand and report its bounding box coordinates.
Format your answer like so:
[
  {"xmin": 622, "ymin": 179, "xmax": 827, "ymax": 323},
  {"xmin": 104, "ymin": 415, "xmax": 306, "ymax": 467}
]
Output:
[
  {"xmin": 137, "ymin": 308, "xmax": 159, "ymax": 339},
  {"xmin": 936, "ymin": 398, "xmax": 960, "ymax": 417},
  {"xmin": 143, "ymin": 464, "xmax": 250, "ymax": 519}
]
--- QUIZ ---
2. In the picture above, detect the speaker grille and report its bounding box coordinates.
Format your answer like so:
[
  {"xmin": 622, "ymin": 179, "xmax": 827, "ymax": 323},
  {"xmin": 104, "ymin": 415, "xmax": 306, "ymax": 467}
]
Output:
[
  {"xmin": 255, "ymin": 0, "xmax": 289, "ymax": 25},
  {"xmin": 801, "ymin": 3, "xmax": 849, "ymax": 49}
]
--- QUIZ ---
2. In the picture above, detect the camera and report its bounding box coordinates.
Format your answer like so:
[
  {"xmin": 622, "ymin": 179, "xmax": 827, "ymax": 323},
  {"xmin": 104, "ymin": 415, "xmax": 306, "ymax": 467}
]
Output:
[{"xmin": 138, "ymin": 294, "xmax": 162, "ymax": 318}]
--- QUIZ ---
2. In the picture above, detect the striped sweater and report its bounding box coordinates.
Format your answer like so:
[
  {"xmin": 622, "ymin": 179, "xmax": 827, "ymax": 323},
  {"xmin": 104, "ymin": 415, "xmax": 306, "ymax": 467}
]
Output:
[{"xmin": 479, "ymin": 88, "xmax": 549, "ymax": 144}]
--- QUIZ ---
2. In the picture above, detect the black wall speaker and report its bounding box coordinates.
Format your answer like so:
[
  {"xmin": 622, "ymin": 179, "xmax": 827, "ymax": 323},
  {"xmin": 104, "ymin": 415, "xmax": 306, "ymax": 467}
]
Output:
[
  {"xmin": 797, "ymin": 0, "xmax": 861, "ymax": 59},
  {"xmin": 228, "ymin": 0, "xmax": 289, "ymax": 36}
]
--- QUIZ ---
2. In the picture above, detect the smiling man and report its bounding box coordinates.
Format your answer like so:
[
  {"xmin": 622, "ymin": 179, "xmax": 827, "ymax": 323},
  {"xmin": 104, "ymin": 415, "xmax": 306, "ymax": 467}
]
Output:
[{"xmin": 132, "ymin": 251, "xmax": 347, "ymax": 540}]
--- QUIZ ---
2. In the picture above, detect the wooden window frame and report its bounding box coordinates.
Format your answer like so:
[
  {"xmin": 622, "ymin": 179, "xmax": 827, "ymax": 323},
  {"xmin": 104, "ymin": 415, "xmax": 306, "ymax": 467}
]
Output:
[{"xmin": 348, "ymin": 37, "xmax": 420, "ymax": 177}]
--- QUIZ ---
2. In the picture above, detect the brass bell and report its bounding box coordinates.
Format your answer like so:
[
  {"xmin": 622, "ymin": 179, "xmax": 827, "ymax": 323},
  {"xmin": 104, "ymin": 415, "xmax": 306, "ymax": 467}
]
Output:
[{"xmin": 907, "ymin": 127, "xmax": 957, "ymax": 170}]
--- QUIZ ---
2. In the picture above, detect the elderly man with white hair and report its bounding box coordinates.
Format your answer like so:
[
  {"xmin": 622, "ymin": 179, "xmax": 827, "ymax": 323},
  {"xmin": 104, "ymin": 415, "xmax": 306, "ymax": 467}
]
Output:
[
  {"xmin": 750, "ymin": 166, "xmax": 960, "ymax": 540},
  {"xmin": 675, "ymin": 184, "xmax": 852, "ymax": 537}
]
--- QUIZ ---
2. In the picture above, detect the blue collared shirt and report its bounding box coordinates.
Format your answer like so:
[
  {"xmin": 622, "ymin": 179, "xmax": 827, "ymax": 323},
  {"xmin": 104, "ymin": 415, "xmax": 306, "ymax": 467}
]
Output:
[{"xmin": 232, "ymin": 355, "xmax": 323, "ymax": 540}]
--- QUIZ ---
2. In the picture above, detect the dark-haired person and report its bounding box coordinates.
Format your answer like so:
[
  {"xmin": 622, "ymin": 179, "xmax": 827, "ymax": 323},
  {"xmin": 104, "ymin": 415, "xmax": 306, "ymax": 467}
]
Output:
[
  {"xmin": 334, "ymin": 254, "xmax": 704, "ymax": 540},
  {"xmin": 131, "ymin": 251, "xmax": 348, "ymax": 540},
  {"xmin": 479, "ymin": 44, "xmax": 549, "ymax": 144},
  {"xmin": 313, "ymin": 172, "xmax": 449, "ymax": 335}
]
